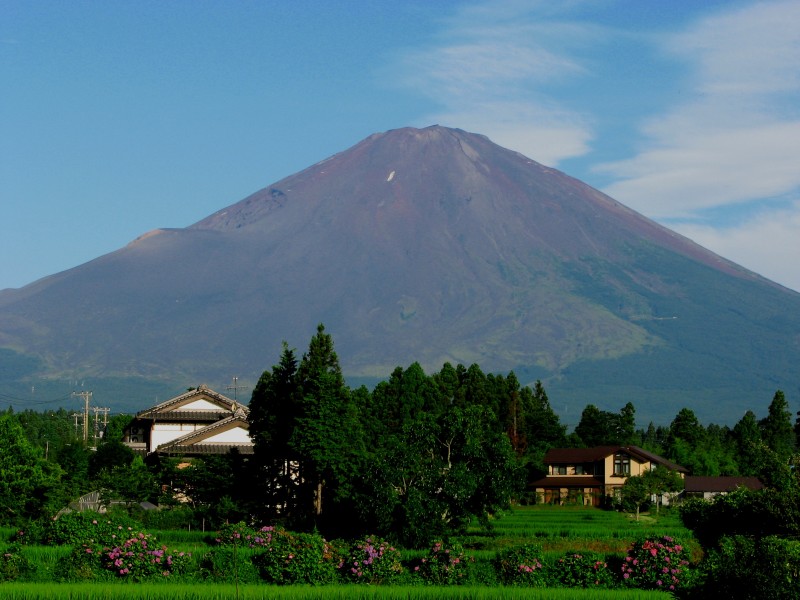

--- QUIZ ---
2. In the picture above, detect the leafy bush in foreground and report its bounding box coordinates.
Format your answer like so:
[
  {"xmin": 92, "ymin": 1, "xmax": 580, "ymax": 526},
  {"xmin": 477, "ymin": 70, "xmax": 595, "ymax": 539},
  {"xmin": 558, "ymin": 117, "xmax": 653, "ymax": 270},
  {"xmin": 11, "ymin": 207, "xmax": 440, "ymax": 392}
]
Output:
[
  {"xmin": 251, "ymin": 529, "xmax": 338, "ymax": 585},
  {"xmin": 0, "ymin": 543, "xmax": 34, "ymax": 582},
  {"xmin": 548, "ymin": 551, "xmax": 615, "ymax": 588},
  {"xmin": 493, "ymin": 543, "xmax": 546, "ymax": 586},
  {"xmin": 621, "ymin": 535, "xmax": 690, "ymax": 592},
  {"xmin": 100, "ymin": 531, "xmax": 192, "ymax": 580},
  {"xmin": 340, "ymin": 536, "xmax": 403, "ymax": 584},
  {"xmin": 694, "ymin": 535, "xmax": 800, "ymax": 600},
  {"xmin": 42, "ymin": 511, "xmax": 140, "ymax": 546},
  {"xmin": 413, "ymin": 540, "xmax": 472, "ymax": 585}
]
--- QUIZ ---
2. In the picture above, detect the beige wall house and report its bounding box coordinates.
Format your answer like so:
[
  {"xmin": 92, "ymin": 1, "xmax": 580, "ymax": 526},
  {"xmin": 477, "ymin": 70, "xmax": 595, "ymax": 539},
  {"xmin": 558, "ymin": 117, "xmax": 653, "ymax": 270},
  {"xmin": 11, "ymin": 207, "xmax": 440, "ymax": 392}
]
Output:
[
  {"xmin": 531, "ymin": 446, "xmax": 688, "ymax": 506},
  {"xmin": 123, "ymin": 385, "xmax": 253, "ymax": 456}
]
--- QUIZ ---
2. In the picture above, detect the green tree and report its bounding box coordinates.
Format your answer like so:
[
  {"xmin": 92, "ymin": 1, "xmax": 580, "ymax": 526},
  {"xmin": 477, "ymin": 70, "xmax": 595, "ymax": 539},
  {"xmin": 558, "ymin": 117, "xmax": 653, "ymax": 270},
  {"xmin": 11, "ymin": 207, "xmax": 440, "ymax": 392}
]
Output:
[
  {"xmin": 732, "ymin": 410, "xmax": 763, "ymax": 476},
  {"xmin": 760, "ymin": 390, "xmax": 795, "ymax": 463},
  {"xmin": 363, "ymin": 404, "xmax": 518, "ymax": 547},
  {"xmin": 643, "ymin": 465, "xmax": 684, "ymax": 514},
  {"xmin": 102, "ymin": 414, "xmax": 134, "ymax": 443},
  {"xmin": 619, "ymin": 473, "xmax": 650, "ymax": 521},
  {"xmin": 88, "ymin": 440, "xmax": 135, "ymax": 480},
  {"xmin": 574, "ymin": 403, "xmax": 635, "ymax": 447},
  {"xmin": 0, "ymin": 415, "xmax": 61, "ymax": 523},
  {"xmin": 620, "ymin": 466, "xmax": 682, "ymax": 520},
  {"xmin": 574, "ymin": 405, "xmax": 609, "ymax": 447},
  {"xmin": 98, "ymin": 455, "xmax": 156, "ymax": 508},
  {"xmin": 291, "ymin": 324, "xmax": 365, "ymax": 532},
  {"xmin": 617, "ymin": 402, "xmax": 637, "ymax": 445},
  {"xmin": 248, "ymin": 342, "xmax": 301, "ymax": 521}
]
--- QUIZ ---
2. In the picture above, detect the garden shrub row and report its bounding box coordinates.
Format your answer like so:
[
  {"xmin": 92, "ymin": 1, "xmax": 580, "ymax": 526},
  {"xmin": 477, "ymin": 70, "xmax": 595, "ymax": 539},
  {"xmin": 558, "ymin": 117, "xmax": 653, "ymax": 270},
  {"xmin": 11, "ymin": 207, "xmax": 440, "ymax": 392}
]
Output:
[{"xmin": 1, "ymin": 512, "xmax": 694, "ymax": 592}]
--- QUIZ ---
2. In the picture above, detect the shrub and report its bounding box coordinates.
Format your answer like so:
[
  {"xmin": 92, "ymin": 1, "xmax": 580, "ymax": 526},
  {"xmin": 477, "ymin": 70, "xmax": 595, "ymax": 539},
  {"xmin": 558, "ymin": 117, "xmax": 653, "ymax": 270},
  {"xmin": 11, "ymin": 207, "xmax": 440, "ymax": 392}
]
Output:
[
  {"xmin": 621, "ymin": 535, "xmax": 691, "ymax": 592},
  {"xmin": 494, "ymin": 543, "xmax": 546, "ymax": 586},
  {"xmin": 100, "ymin": 531, "xmax": 192, "ymax": 580},
  {"xmin": 341, "ymin": 536, "xmax": 403, "ymax": 584},
  {"xmin": 252, "ymin": 528, "xmax": 337, "ymax": 585},
  {"xmin": 199, "ymin": 547, "xmax": 261, "ymax": 584},
  {"xmin": 44, "ymin": 511, "xmax": 141, "ymax": 546},
  {"xmin": 0, "ymin": 543, "xmax": 33, "ymax": 582},
  {"xmin": 215, "ymin": 522, "xmax": 274, "ymax": 548},
  {"xmin": 413, "ymin": 540, "xmax": 472, "ymax": 585},
  {"xmin": 696, "ymin": 535, "xmax": 800, "ymax": 599},
  {"xmin": 547, "ymin": 550, "xmax": 615, "ymax": 588},
  {"xmin": 56, "ymin": 544, "xmax": 107, "ymax": 581}
]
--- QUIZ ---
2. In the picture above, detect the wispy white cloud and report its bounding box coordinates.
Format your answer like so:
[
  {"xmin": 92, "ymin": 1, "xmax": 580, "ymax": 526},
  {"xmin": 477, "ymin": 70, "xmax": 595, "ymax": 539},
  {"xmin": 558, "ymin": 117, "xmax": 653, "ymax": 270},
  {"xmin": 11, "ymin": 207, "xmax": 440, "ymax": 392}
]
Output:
[
  {"xmin": 598, "ymin": 1, "xmax": 800, "ymax": 219},
  {"xmin": 672, "ymin": 200, "xmax": 800, "ymax": 293},
  {"xmin": 394, "ymin": 1, "xmax": 597, "ymax": 165}
]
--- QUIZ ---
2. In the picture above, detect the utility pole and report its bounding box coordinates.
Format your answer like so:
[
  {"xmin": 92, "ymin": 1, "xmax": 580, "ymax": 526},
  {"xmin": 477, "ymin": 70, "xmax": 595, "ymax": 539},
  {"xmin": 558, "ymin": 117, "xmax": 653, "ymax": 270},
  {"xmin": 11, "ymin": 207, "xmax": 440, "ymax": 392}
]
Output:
[
  {"xmin": 71, "ymin": 413, "xmax": 81, "ymax": 438},
  {"xmin": 72, "ymin": 391, "xmax": 92, "ymax": 443},
  {"xmin": 92, "ymin": 406, "xmax": 110, "ymax": 441},
  {"xmin": 227, "ymin": 376, "xmax": 245, "ymax": 402}
]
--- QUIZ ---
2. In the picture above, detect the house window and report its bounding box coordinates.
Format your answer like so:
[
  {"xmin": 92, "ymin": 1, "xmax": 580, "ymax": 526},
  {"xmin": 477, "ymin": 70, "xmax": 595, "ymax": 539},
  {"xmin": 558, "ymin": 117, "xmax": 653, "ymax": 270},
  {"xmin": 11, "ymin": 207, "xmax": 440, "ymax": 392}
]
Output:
[
  {"xmin": 574, "ymin": 465, "xmax": 584, "ymax": 475},
  {"xmin": 553, "ymin": 465, "xmax": 567, "ymax": 475},
  {"xmin": 614, "ymin": 453, "xmax": 630, "ymax": 476}
]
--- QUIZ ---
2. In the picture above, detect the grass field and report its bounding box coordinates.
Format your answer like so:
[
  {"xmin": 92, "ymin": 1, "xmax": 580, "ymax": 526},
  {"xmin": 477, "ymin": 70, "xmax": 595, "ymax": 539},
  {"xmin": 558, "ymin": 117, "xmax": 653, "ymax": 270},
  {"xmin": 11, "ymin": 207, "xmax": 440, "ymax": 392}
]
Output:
[
  {"xmin": 476, "ymin": 504, "xmax": 692, "ymax": 549},
  {"xmin": 0, "ymin": 583, "xmax": 673, "ymax": 599}
]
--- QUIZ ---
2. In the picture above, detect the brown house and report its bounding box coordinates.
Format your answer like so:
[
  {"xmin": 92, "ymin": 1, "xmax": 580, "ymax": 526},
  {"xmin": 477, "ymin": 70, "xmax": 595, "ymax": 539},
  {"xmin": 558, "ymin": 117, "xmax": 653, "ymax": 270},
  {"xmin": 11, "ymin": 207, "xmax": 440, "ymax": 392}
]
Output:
[
  {"xmin": 683, "ymin": 476, "xmax": 763, "ymax": 499},
  {"xmin": 531, "ymin": 445, "xmax": 688, "ymax": 506}
]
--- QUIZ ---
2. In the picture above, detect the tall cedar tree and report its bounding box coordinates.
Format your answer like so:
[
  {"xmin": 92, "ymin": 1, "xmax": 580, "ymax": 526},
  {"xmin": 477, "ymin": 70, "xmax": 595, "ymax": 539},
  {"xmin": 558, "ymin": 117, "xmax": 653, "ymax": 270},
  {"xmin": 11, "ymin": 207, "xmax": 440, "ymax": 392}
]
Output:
[
  {"xmin": 248, "ymin": 342, "xmax": 301, "ymax": 522},
  {"xmin": 760, "ymin": 390, "xmax": 795, "ymax": 462},
  {"xmin": 291, "ymin": 324, "xmax": 365, "ymax": 531}
]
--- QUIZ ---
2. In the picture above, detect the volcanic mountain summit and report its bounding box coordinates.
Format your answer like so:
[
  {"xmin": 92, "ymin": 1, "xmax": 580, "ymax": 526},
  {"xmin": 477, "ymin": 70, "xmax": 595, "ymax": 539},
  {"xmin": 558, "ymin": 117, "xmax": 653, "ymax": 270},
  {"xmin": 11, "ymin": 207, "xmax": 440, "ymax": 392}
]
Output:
[{"xmin": 1, "ymin": 126, "xmax": 798, "ymax": 421}]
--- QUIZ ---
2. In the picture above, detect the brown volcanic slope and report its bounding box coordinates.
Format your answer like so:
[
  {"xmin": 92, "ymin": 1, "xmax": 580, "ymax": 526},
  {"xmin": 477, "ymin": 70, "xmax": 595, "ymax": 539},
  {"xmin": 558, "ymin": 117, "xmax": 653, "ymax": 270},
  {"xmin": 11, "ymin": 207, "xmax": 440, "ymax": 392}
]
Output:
[{"xmin": 1, "ymin": 126, "xmax": 798, "ymax": 422}]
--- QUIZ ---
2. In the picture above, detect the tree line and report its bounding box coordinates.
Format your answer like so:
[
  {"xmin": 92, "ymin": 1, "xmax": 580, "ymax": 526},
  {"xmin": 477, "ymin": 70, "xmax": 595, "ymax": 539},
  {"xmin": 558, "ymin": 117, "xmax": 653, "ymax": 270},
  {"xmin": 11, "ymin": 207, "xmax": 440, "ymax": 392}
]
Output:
[{"xmin": 0, "ymin": 324, "xmax": 796, "ymax": 546}]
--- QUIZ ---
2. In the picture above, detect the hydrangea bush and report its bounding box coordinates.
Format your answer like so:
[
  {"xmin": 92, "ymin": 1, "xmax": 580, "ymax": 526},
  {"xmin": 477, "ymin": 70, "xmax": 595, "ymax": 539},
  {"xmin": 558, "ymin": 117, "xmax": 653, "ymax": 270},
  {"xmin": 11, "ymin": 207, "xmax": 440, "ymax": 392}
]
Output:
[
  {"xmin": 0, "ymin": 543, "xmax": 33, "ymax": 582},
  {"xmin": 548, "ymin": 551, "xmax": 615, "ymax": 588},
  {"xmin": 44, "ymin": 511, "xmax": 140, "ymax": 546},
  {"xmin": 414, "ymin": 540, "xmax": 472, "ymax": 585},
  {"xmin": 621, "ymin": 535, "xmax": 691, "ymax": 591},
  {"xmin": 494, "ymin": 543, "xmax": 546, "ymax": 586},
  {"xmin": 100, "ymin": 531, "xmax": 191, "ymax": 579},
  {"xmin": 340, "ymin": 536, "xmax": 403, "ymax": 584},
  {"xmin": 251, "ymin": 528, "xmax": 338, "ymax": 585},
  {"xmin": 215, "ymin": 522, "xmax": 275, "ymax": 548}
]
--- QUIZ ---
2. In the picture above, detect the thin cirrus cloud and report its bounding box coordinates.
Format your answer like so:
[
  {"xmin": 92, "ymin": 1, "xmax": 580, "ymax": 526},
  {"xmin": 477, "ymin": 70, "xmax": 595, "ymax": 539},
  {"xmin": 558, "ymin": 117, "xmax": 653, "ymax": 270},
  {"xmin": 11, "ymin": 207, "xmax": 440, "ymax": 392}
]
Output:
[
  {"xmin": 672, "ymin": 201, "xmax": 800, "ymax": 293},
  {"xmin": 394, "ymin": 2, "xmax": 596, "ymax": 166},
  {"xmin": 598, "ymin": 0, "xmax": 800, "ymax": 218}
]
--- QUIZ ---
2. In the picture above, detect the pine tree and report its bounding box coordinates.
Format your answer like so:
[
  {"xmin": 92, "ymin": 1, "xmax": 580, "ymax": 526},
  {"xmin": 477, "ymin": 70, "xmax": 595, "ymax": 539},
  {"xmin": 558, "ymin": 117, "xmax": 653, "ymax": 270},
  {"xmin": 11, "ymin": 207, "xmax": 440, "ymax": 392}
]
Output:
[
  {"xmin": 760, "ymin": 390, "xmax": 795, "ymax": 462},
  {"xmin": 291, "ymin": 324, "xmax": 364, "ymax": 527},
  {"xmin": 248, "ymin": 342, "xmax": 300, "ymax": 520}
]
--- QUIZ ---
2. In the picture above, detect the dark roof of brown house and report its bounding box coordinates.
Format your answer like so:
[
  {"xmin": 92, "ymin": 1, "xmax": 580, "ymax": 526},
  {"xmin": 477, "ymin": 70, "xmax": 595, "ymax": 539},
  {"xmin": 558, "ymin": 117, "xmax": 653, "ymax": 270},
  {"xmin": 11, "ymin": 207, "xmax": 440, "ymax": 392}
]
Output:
[
  {"xmin": 542, "ymin": 446, "xmax": 688, "ymax": 473},
  {"xmin": 684, "ymin": 476, "xmax": 763, "ymax": 493}
]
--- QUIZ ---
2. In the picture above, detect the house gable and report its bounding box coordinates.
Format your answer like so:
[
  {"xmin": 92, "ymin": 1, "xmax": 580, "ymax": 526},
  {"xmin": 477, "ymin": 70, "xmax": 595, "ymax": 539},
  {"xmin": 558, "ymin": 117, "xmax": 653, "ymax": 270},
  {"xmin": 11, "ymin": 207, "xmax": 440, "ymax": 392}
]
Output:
[
  {"xmin": 155, "ymin": 416, "xmax": 253, "ymax": 456},
  {"xmin": 123, "ymin": 385, "xmax": 253, "ymax": 456}
]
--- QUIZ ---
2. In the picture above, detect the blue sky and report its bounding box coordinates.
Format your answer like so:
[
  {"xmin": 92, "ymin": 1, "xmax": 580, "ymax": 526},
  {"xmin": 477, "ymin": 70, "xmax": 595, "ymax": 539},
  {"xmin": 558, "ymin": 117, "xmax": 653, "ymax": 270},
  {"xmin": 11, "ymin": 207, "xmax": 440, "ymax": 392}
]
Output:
[{"xmin": 2, "ymin": 0, "xmax": 799, "ymax": 292}]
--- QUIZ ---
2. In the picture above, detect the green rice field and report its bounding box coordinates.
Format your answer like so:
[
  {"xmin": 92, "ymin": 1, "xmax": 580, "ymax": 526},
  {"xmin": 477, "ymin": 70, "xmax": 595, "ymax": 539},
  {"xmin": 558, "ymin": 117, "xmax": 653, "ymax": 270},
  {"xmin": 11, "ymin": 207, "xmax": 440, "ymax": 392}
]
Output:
[
  {"xmin": 0, "ymin": 583, "xmax": 672, "ymax": 600},
  {"xmin": 462, "ymin": 504, "xmax": 696, "ymax": 555}
]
